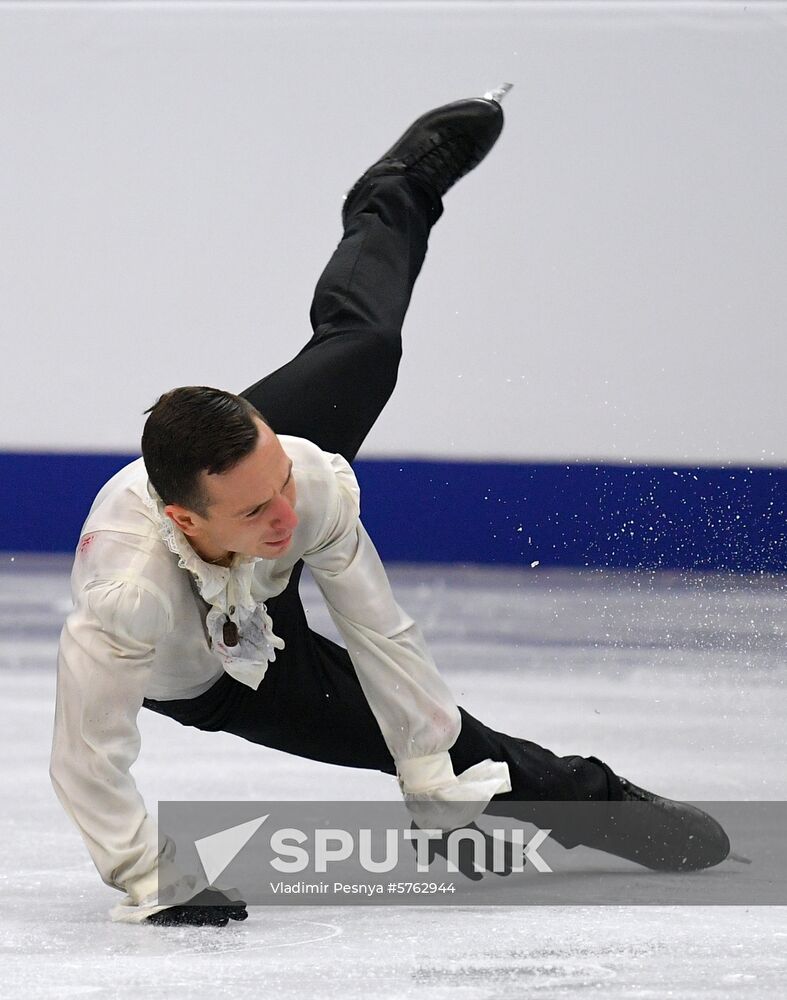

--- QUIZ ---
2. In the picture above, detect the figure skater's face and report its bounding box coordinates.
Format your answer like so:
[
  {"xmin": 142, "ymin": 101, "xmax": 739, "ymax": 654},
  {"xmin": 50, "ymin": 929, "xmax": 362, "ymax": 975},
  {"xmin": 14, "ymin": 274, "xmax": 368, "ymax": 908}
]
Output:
[{"xmin": 164, "ymin": 418, "xmax": 298, "ymax": 565}]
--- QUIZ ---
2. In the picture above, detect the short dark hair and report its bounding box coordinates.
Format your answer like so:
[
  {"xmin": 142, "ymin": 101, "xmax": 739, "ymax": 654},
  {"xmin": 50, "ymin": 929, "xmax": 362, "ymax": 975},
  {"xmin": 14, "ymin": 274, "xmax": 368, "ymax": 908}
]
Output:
[{"xmin": 141, "ymin": 386, "xmax": 267, "ymax": 516}]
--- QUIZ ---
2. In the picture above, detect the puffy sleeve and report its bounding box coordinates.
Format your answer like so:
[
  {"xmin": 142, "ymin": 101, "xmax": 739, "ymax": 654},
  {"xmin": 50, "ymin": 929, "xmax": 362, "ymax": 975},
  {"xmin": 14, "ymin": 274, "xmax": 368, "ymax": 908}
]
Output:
[
  {"xmin": 50, "ymin": 571, "xmax": 173, "ymax": 907},
  {"xmin": 303, "ymin": 452, "xmax": 511, "ymax": 830}
]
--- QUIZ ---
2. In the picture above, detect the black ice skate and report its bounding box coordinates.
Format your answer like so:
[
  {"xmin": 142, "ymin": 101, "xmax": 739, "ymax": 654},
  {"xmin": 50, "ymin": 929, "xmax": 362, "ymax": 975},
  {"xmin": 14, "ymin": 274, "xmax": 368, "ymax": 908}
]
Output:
[
  {"xmin": 342, "ymin": 83, "xmax": 512, "ymax": 225},
  {"xmin": 579, "ymin": 778, "xmax": 735, "ymax": 872}
]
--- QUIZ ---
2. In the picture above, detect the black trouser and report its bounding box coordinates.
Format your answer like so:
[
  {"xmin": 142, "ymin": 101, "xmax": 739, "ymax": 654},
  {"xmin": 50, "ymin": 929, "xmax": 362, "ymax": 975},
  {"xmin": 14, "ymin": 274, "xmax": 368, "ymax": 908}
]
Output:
[{"xmin": 144, "ymin": 175, "xmax": 622, "ymax": 834}]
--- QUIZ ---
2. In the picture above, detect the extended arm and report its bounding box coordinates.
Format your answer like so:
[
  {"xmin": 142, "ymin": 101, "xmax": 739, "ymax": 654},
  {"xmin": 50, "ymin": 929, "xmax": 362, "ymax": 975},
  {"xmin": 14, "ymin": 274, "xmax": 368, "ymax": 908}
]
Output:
[
  {"xmin": 304, "ymin": 453, "xmax": 511, "ymax": 828},
  {"xmin": 50, "ymin": 571, "xmax": 173, "ymax": 918}
]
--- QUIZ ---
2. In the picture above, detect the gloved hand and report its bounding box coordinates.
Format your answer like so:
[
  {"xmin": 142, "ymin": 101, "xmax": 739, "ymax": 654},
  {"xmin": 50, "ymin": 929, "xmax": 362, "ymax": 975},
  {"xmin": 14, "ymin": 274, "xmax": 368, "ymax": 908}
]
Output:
[
  {"xmin": 146, "ymin": 887, "xmax": 248, "ymax": 927},
  {"xmin": 410, "ymin": 821, "xmax": 524, "ymax": 881}
]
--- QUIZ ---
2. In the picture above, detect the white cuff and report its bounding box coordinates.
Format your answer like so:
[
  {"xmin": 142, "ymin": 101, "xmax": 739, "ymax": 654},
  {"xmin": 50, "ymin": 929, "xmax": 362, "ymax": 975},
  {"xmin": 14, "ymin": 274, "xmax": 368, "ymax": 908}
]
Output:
[
  {"xmin": 398, "ymin": 754, "xmax": 512, "ymax": 832},
  {"xmin": 112, "ymin": 842, "xmax": 202, "ymax": 923},
  {"xmin": 123, "ymin": 866, "xmax": 161, "ymax": 906},
  {"xmin": 109, "ymin": 896, "xmax": 170, "ymax": 924},
  {"xmin": 397, "ymin": 752, "xmax": 456, "ymax": 793}
]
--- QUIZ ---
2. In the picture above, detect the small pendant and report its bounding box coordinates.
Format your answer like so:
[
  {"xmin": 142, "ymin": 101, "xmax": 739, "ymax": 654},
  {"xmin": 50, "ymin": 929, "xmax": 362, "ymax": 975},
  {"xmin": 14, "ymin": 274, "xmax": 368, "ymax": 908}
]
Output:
[{"xmin": 223, "ymin": 618, "xmax": 239, "ymax": 647}]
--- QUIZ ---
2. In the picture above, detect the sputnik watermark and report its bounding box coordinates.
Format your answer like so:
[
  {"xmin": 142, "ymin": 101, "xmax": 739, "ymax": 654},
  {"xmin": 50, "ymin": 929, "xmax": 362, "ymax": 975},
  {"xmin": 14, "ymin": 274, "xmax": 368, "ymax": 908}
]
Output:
[{"xmin": 192, "ymin": 813, "xmax": 552, "ymax": 883}]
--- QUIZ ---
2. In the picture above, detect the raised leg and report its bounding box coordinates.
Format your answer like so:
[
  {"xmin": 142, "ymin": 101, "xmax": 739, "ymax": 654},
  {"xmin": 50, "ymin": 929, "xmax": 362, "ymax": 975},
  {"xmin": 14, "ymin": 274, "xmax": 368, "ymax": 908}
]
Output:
[
  {"xmin": 240, "ymin": 175, "xmax": 441, "ymax": 463},
  {"xmin": 239, "ymin": 91, "xmax": 505, "ymax": 463}
]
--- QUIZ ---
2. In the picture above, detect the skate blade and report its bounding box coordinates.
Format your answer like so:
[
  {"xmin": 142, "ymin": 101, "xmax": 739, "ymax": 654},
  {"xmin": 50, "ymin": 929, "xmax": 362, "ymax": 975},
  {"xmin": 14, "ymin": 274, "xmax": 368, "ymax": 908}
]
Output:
[
  {"xmin": 483, "ymin": 82, "xmax": 514, "ymax": 104},
  {"xmin": 728, "ymin": 851, "xmax": 752, "ymax": 864}
]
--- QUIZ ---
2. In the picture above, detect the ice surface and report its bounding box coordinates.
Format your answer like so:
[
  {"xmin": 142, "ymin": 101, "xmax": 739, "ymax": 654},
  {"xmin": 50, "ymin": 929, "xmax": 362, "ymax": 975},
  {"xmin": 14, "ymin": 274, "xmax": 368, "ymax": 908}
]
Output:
[{"xmin": 1, "ymin": 557, "xmax": 785, "ymax": 998}]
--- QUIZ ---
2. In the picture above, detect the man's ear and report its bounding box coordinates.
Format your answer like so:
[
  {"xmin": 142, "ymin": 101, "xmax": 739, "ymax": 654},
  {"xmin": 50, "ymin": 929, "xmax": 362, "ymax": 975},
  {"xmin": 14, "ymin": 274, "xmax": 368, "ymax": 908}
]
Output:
[{"xmin": 164, "ymin": 504, "xmax": 201, "ymax": 537}]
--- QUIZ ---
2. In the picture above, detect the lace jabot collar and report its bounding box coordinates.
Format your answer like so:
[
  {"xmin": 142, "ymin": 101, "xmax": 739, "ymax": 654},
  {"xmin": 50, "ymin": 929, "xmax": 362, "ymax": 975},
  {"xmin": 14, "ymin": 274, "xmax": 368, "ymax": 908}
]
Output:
[
  {"xmin": 140, "ymin": 479, "xmax": 285, "ymax": 690},
  {"xmin": 140, "ymin": 481, "xmax": 260, "ymax": 605}
]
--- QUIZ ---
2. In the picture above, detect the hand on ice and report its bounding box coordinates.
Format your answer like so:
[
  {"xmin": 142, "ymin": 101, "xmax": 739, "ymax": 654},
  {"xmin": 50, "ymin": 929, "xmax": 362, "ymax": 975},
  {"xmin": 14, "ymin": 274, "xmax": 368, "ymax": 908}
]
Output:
[{"xmin": 146, "ymin": 887, "xmax": 248, "ymax": 927}]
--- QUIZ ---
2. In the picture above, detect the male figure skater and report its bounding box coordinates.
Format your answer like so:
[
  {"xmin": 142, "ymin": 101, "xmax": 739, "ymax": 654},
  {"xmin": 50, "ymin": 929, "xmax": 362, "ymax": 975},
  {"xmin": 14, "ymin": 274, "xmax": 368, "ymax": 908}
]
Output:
[{"xmin": 50, "ymin": 87, "xmax": 732, "ymax": 926}]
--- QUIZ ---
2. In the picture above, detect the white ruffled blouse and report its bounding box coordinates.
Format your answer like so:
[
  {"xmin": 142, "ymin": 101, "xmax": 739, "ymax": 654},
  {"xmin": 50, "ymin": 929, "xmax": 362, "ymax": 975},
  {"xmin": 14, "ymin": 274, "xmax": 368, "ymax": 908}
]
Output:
[{"xmin": 50, "ymin": 436, "xmax": 511, "ymax": 918}]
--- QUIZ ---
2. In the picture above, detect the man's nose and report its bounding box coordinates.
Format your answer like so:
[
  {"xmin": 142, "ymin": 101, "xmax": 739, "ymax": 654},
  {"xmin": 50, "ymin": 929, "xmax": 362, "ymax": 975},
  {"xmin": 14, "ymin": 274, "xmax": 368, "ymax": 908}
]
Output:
[{"xmin": 270, "ymin": 494, "xmax": 298, "ymax": 530}]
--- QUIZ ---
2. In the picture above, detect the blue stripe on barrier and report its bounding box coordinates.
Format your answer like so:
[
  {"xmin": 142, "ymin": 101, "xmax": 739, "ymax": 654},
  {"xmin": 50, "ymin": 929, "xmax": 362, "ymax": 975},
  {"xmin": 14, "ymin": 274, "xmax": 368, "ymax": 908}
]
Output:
[
  {"xmin": 1, "ymin": 451, "xmax": 785, "ymax": 572},
  {"xmin": 353, "ymin": 459, "xmax": 787, "ymax": 573}
]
